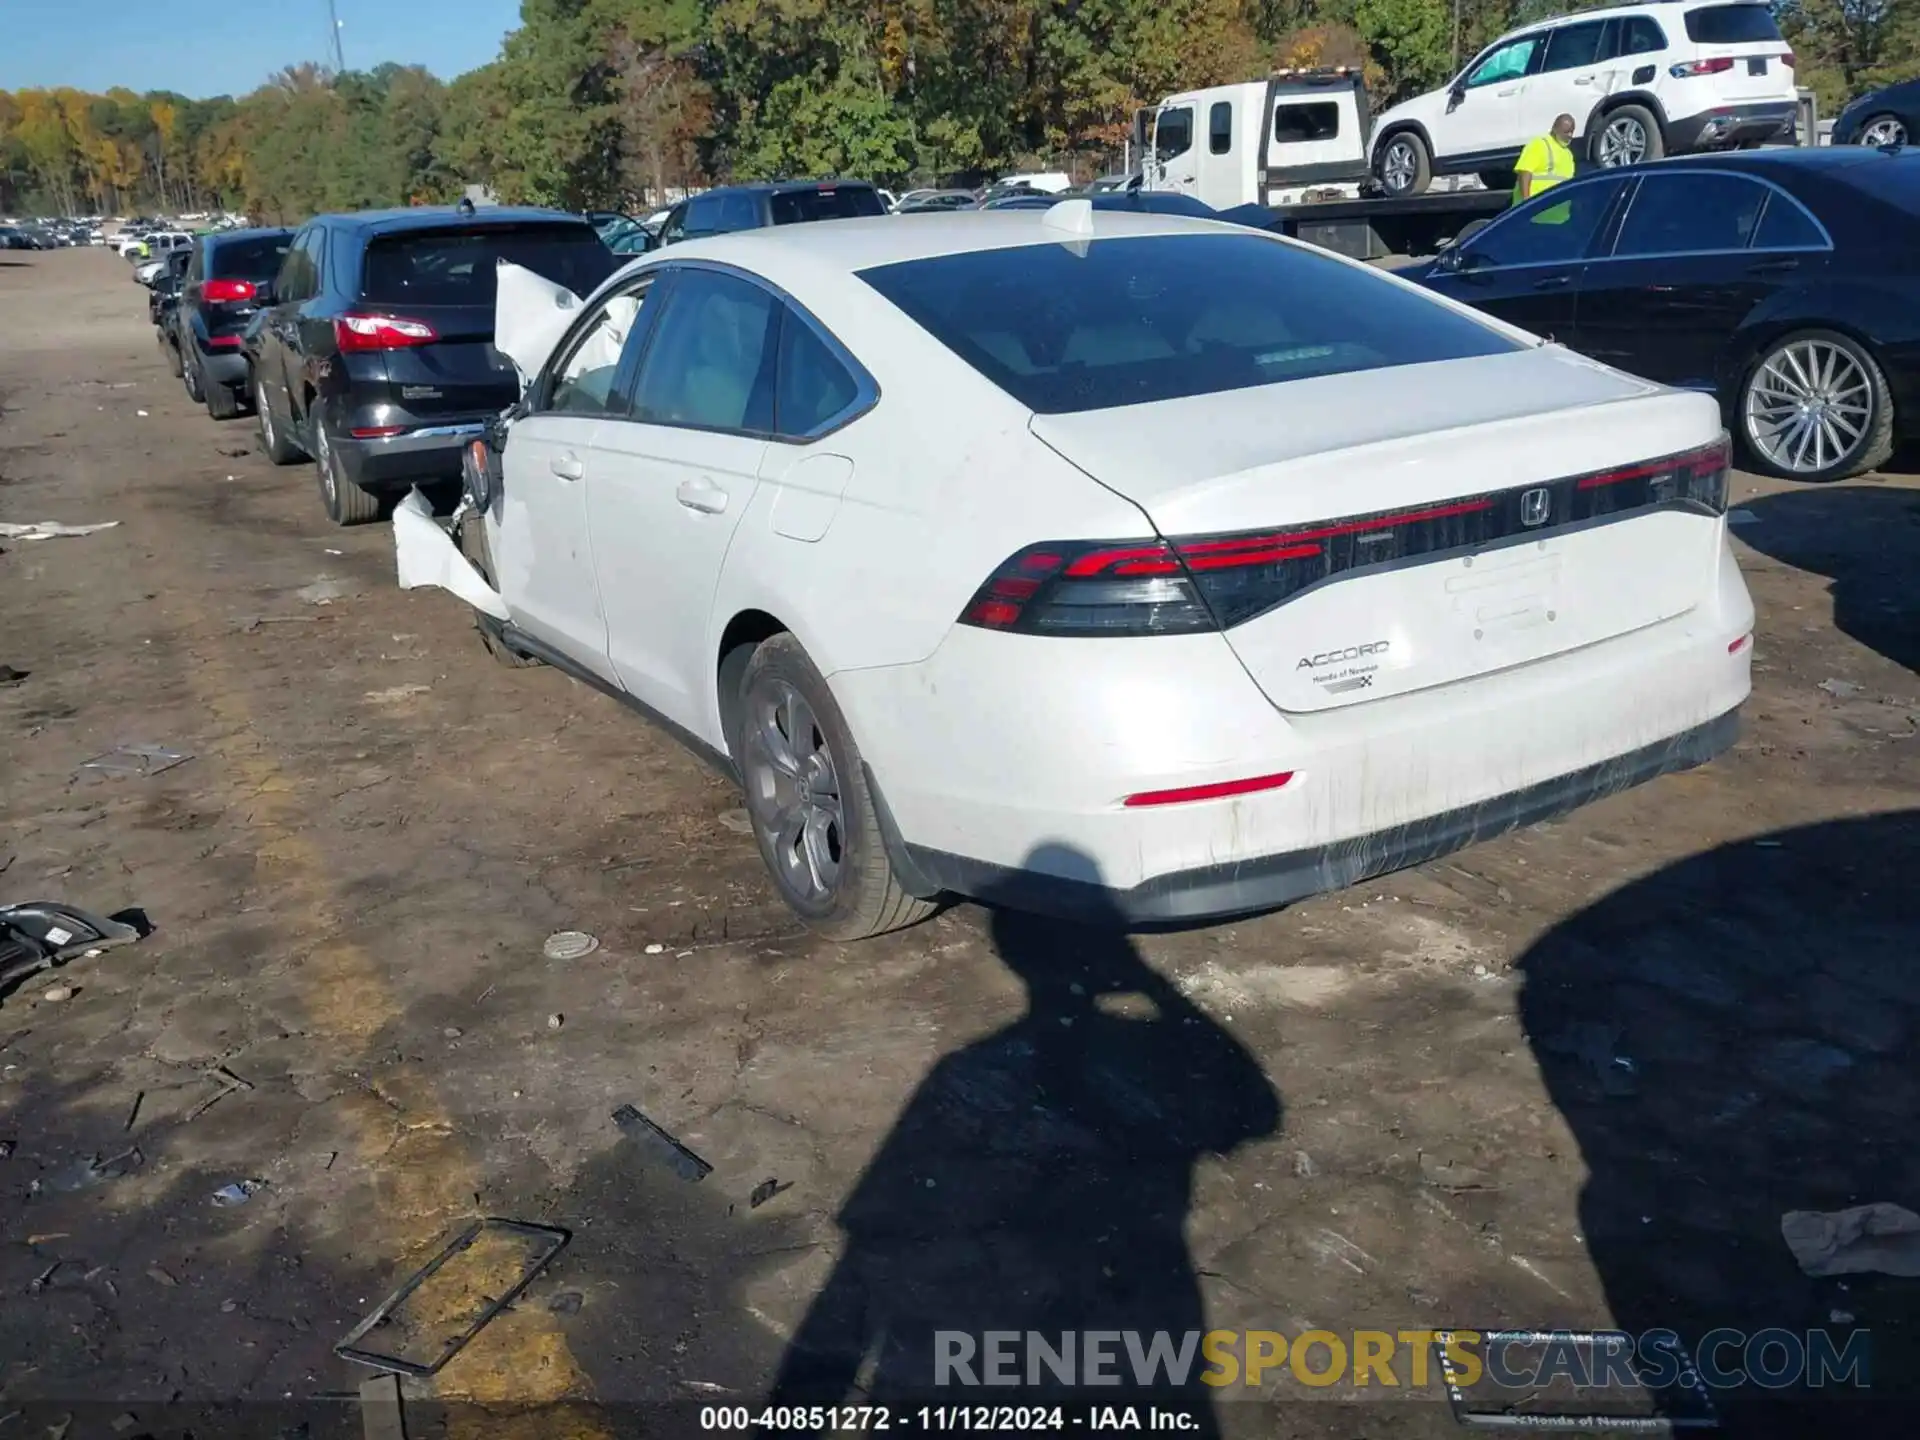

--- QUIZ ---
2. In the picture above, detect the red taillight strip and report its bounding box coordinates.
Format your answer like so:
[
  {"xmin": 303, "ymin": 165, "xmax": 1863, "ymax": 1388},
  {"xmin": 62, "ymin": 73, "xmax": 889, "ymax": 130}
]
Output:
[
  {"xmin": 1728, "ymin": 634, "xmax": 1751, "ymax": 655},
  {"xmin": 1065, "ymin": 544, "xmax": 1179, "ymax": 578},
  {"xmin": 1576, "ymin": 440, "xmax": 1728, "ymax": 490},
  {"xmin": 351, "ymin": 425, "xmax": 408, "ymax": 439},
  {"xmin": 1125, "ymin": 772, "xmax": 1295, "ymax": 808}
]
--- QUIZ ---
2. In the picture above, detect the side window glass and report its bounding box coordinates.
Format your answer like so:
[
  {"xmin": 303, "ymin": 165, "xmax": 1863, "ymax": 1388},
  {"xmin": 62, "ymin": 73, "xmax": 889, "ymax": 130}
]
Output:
[
  {"xmin": 1467, "ymin": 176, "xmax": 1625, "ymax": 267},
  {"xmin": 775, "ymin": 308, "xmax": 862, "ymax": 438},
  {"xmin": 683, "ymin": 196, "xmax": 723, "ymax": 238},
  {"xmin": 1156, "ymin": 106, "xmax": 1194, "ymax": 160},
  {"xmin": 1467, "ymin": 37, "xmax": 1539, "ymax": 88},
  {"xmin": 275, "ymin": 233, "xmax": 305, "ymax": 299},
  {"xmin": 1753, "ymin": 193, "xmax": 1826, "ymax": 250},
  {"xmin": 1612, "ymin": 173, "xmax": 1768, "ymax": 256},
  {"xmin": 713, "ymin": 192, "xmax": 761, "ymax": 232},
  {"xmin": 1541, "ymin": 22, "xmax": 1605, "ymax": 73},
  {"xmin": 1209, "ymin": 101, "xmax": 1232, "ymax": 155},
  {"xmin": 544, "ymin": 278, "xmax": 657, "ymax": 418},
  {"xmin": 631, "ymin": 271, "xmax": 780, "ymax": 433},
  {"xmin": 660, "ymin": 206, "xmax": 687, "ymax": 245},
  {"xmin": 1625, "ymin": 18, "xmax": 1666, "ymax": 54}
]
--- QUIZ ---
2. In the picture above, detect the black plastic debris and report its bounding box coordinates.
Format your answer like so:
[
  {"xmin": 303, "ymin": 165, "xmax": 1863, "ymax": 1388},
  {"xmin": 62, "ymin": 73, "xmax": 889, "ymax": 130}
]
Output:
[
  {"xmin": 335, "ymin": 1218, "xmax": 570, "ymax": 1377},
  {"xmin": 547, "ymin": 1289, "xmax": 584, "ymax": 1315},
  {"xmin": 611, "ymin": 1103, "xmax": 712, "ymax": 1182},
  {"xmin": 749, "ymin": 1178, "xmax": 792, "ymax": 1209},
  {"xmin": 0, "ymin": 665, "xmax": 26, "ymax": 687},
  {"xmin": 1, "ymin": 902, "xmax": 143, "ymax": 1001}
]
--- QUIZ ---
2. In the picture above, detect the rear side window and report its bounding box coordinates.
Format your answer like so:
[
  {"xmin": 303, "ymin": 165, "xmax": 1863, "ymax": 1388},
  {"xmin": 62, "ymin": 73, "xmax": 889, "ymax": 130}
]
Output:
[
  {"xmin": 1622, "ymin": 16, "xmax": 1668, "ymax": 54},
  {"xmin": 1683, "ymin": 4, "xmax": 1782, "ymax": 44},
  {"xmin": 769, "ymin": 187, "xmax": 887, "ymax": 225},
  {"xmin": 1613, "ymin": 172, "xmax": 1767, "ymax": 255},
  {"xmin": 631, "ymin": 271, "xmax": 780, "ymax": 432},
  {"xmin": 1752, "ymin": 193, "xmax": 1826, "ymax": 249},
  {"xmin": 1209, "ymin": 102, "xmax": 1232, "ymax": 155},
  {"xmin": 775, "ymin": 311, "xmax": 862, "ymax": 437},
  {"xmin": 1274, "ymin": 102, "xmax": 1339, "ymax": 143},
  {"xmin": 859, "ymin": 233, "xmax": 1521, "ymax": 416},
  {"xmin": 358, "ymin": 224, "xmax": 613, "ymax": 306},
  {"xmin": 212, "ymin": 235, "xmax": 291, "ymax": 281}
]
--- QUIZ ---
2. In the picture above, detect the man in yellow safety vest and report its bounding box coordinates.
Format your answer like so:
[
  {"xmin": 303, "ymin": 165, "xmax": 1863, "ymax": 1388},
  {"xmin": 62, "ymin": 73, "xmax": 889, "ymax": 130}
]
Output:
[{"xmin": 1514, "ymin": 113, "xmax": 1579, "ymax": 204}]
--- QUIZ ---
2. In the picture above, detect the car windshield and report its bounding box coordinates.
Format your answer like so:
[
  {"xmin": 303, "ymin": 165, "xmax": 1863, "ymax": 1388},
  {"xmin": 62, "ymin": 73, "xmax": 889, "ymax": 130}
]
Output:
[
  {"xmin": 212, "ymin": 235, "xmax": 291, "ymax": 280},
  {"xmin": 861, "ymin": 233, "xmax": 1520, "ymax": 415},
  {"xmin": 769, "ymin": 187, "xmax": 888, "ymax": 224},
  {"xmin": 1683, "ymin": 4, "xmax": 1782, "ymax": 43},
  {"xmin": 360, "ymin": 223, "xmax": 615, "ymax": 306}
]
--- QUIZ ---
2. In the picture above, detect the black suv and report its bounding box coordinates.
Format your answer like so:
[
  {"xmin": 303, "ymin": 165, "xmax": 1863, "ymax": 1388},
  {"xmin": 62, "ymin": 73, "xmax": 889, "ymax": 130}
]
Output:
[
  {"xmin": 245, "ymin": 205, "xmax": 614, "ymax": 525},
  {"xmin": 173, "ymin": 228, "xmax": 293, "ymax": 419},
  {"xmin": 655, "ymin": 181, "xmax": 888, "ymax": 245}
]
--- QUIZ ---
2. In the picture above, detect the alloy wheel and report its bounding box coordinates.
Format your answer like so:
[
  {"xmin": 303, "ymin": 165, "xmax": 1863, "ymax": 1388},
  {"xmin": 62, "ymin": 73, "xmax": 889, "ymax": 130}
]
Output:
[
  {"xmin": 1743, "ymin": 339, "xmax": 1874, "ymax": 476},
  {"xmin": 1382, "ymin": 139, "xmax": 1417, "ymax": 193},
  {"xmin": 258, "ymin": 384, "xmax": 275, "ymax": 448},
  {"xmin": 316, "ymin": 422, "xmax": 337, "ymax": 506},
  {"xmin": 741, "ymin": 679, "xmax": 845, "ymax": 905},
  {"xmin": 1598, "ymin": 116, "xmax": 1648, "ymax": 166},
  {"xmin": 1860, "ymin": 116, "xmax": 1908, "ymax": 148}
]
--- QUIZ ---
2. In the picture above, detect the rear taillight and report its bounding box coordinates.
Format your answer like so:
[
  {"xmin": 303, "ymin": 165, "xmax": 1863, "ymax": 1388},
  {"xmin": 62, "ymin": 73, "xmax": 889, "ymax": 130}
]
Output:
[
  {"xmin": 202, "ymin": 278, "xmax": 256, "ymax": 303},
  {"xmin": 1670, "ymin": 57, "xmax": 1736, "ymax": 77},
  {"xmin": 350, "ymin": 425, "xmax": 409, "ymax": 439},
  {"xmin": 204, "ymin": 335, "xmax": 243, "ymax": 349},
  {"xmin": 334, "ymin": 314, "xmax": 438, "ymax": 352},
  {"xmin": 960, "ymin": 439, "xmax": 1732, "ymax": 640},
  {"xmin": 1780, "ymin": 51, "xmax": 1795, "ymax": 69}
]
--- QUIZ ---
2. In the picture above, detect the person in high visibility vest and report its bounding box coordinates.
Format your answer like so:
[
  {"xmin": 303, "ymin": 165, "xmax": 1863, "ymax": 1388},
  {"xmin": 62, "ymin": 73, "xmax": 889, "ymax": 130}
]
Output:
[{"xmin": 1514, "ymin": 113, "xmax": 1578, "ymax": 205}]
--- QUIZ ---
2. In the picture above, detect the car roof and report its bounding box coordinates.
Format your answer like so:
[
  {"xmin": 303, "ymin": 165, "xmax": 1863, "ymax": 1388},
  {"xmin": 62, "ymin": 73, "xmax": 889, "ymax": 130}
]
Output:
[
  {"xmin": 1645, "ymin": 146, "xmax": 1906, "ymax": 181},
  {"xmin": 1497, "ymin": 1, "xmax": 1722, "ymax": 39},
  {"xmin": 688, "ymin": 180, "xmax": 880, "ymax": 198},
  {"xmin": 205, "ymin": 226, "xmax": 293, "ymax": 245},
  {"xmin": 318, "ymin": 205, "xmax": 589, "ymax": 234}
]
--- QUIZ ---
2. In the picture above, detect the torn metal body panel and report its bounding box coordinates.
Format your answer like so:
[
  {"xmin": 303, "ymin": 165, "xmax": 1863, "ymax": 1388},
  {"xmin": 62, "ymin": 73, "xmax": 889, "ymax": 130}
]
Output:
[
  {"xmin": 493, "ymin": 262, "xmax": 585, "ymax": 395},
  {"xmin": 392, "ymin": 488, "xmax": 510, "ymax": 621}
]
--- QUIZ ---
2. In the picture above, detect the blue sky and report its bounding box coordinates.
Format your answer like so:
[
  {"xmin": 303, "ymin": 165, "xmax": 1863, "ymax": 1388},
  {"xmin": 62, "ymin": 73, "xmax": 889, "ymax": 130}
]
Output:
[{"xmin": 1, "ymin": 0, "xmax": 526, "ymax": 98}]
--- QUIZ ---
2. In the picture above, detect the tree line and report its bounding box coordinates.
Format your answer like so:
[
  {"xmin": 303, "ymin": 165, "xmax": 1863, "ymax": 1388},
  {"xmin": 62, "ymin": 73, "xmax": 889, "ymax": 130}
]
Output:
[{"xmin": 3, "ymin": 0, "xmax": 1913, "ymax": 220}]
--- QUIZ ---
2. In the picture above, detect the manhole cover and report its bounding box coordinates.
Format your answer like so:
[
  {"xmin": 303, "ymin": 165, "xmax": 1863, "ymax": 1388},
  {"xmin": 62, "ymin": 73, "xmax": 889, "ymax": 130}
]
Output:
[{"xmin": 543, "ymin": 931, "xmax": 599, "ymax": 961}]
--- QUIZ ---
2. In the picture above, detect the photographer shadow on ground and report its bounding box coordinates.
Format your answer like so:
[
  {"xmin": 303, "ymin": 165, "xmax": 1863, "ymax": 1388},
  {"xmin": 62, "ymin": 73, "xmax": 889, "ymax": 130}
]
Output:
[
  {"xmin": 766, "ymin": 844, "xmax": 1282, "ymax": 1430},
  {"xmin": 1518, "ymin": 811, "xmax": 1920, "ymax": 1436},
  {"xmin": 1734, "ymin": 486, "xmax": 1920, "ymax": 674}
]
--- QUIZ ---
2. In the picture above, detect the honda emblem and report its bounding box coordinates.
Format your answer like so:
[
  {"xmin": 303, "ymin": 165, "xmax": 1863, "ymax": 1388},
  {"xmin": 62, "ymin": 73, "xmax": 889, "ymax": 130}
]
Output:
[{"xmin": 1520, "ymin": 487, "xmax": 1551, "ymax": 528}]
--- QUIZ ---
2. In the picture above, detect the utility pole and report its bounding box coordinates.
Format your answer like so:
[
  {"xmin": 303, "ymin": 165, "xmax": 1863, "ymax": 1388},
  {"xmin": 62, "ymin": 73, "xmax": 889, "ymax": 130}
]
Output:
[
  {"xmin": 1452, "ymin": 0, "xmax": 1462, "ymax": 69},
  {"xmin": 325, "ymin": 0, "xmax": 347, "ymax": 73}
]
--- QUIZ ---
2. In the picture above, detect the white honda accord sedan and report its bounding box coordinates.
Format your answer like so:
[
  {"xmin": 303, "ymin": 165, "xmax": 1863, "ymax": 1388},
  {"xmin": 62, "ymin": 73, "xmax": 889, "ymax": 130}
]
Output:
[{"xmin": 394, "ymin": 203, "xmax": 1754, "ymax": 939}]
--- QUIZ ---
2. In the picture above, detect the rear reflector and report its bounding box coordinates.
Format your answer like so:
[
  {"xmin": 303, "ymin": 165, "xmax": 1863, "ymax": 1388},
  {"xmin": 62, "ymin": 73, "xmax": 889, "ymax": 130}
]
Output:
[
  {"xmin": 204, "ymin": 335, "xmax": 243, "ymax": 349},
  {"xmin": 959, "ymin": 437, "xmax": 1731, "ymax": 639},
  {"xmin": 1729, "ymin": 634, "xmax": 1751, "ymax": 655},
  {"xmin": 202, "ymin": 278, "xmax": 256, "ymax": 303},
  {"xmin": 335, "ymin": 314, "xmax": 438, "ymax": 352},
  {"xmin": 1781, "ymin": 52, "xmax": 1795, "ymax": 68},
  {"xmin": 351, "ymin": 425, "xmax": 409, "ymax": 439},
  {"xmin": 1125, "ymin": 772, "xmax": 1295, "ymax": 808}
]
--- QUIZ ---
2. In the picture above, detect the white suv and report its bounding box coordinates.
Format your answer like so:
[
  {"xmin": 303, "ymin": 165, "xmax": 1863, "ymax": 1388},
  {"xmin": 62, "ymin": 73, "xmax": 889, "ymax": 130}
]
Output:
[{"xmin": 1370, "ymin": 2, "xmax": 1799, "ymax": 197}]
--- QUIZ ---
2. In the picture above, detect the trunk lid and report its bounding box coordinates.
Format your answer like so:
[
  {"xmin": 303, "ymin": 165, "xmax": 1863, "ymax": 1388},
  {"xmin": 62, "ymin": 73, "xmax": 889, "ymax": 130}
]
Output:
[
  {"xmin": 1030, "ymin": 347, "xmax": 1730, "ymax": 713},
  {"xmin": 1681, "ymin": 3, "xmax": 1795, "ymax": 103},
  {"xmin": 362, "ymin": 301, "xmax": 520, "ymax": 419}
]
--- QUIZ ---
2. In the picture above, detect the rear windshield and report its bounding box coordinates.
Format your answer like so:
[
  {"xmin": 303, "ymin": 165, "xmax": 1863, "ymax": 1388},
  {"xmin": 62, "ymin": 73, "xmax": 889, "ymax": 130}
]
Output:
[
  {"xmin": 859, "ymin": 233, "xmax": 1520, "ymax": 415},
  {"xmin": 769, "ymin": 187, "xmax": 887, "ymax": 225},
  {"xmin": 212, "ymin": 235, "xmax": 291, "ymax": 280},
  {"xmin": 1683, "ymin": 4, "xmax": 1782, "ymax": 43},
  {"xmin": 359, "ymin": 223, "xmax": 614, "ymax": 306}
]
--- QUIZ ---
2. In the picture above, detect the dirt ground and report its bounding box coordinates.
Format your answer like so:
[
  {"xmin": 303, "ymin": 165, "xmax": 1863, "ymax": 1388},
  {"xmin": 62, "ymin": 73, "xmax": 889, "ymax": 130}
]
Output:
[{"xmin": 3, "ymin": 248, "xmax": 1917, "ymax": 1439}]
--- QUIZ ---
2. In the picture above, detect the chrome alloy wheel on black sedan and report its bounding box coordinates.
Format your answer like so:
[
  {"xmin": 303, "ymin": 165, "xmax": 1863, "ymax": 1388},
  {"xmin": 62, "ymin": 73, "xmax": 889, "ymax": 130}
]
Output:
[{"xmin": 1740, "ymin": 332, "xmax": 1895, "ymax": 482}]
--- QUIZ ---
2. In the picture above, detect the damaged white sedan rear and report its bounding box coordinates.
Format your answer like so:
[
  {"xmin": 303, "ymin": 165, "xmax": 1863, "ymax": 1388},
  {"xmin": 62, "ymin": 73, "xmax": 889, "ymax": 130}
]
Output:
[{"xmin": 395, "ymin": 206, "xmax": 1753, "ymax": 939}]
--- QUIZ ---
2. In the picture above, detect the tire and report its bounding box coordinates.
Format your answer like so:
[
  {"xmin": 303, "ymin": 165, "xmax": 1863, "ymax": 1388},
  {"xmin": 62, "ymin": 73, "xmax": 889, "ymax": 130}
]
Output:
[
  {"xmin": 182, "ymin": 350, "xmax": 204, "ymax": 403},
  {"xmin": 458, "ymin": 515, "xmax": 540, "ymax": 668},
  {"xmin": 160, "ymin": 330, "xmax": 182, "ymax": 378},
  {"xmin": 255, "ymin": 376, "xmax": 305, "ymax": 465},
  {"xmin": 1592, "ymin": 104, "xmax": 1664, "ymax": 168},
  {"xmin": 206, "ymin": 379, "xmax": 242, "ymax": 421},
  {"xmin": 314, "ymin": 417, "xmax": 382, "ymax": 526},
  {"xmin": 1376, "ymin": 131, "xmax": 1431, "ymax": 197},
  {"xmin": 1737, "ymin": 329, "xmax": 1895, "ymax": 483},
  {"xmin": 1857, "ymin": 114, "xmax": 1907, "ymax": 148},
  {"xmin": 736, "ymin": 634, "xmax": 935, "ymax": 940},
  {"xmin": 1477, "ymin": 169, "xmax": 1514, "ymax": 194}
]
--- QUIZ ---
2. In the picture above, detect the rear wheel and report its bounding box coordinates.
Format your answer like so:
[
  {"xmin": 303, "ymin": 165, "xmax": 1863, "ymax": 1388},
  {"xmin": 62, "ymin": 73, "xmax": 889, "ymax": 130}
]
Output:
[
  {"xmin": 256, "ymin": 377, "xmax": 305, "ymax": 465},
  {"xmin": 737, "ymin": 635, "xmax": 935, "ymax": 940},
  {"xmin": 1593, "ymin": 104, "xmax": 1664, "ymax": 168},
  {"xmin": 182, "ymin": 350, "xmax": 204, "ymax": 402},
  {"xmin": 1738, "ymin": 329, "xmax": 1894, "ymax": 482},
  {"xmin": 1377, "ymin": 132, "xmax": 1431, "ymax": 197},
  {"xmin": 1858, "ymin": 114, "xmax": 1907, "ymax": 148},
  {"xmin": 314, "ymin": 418, "xmax": 381, "ymax": 526}
]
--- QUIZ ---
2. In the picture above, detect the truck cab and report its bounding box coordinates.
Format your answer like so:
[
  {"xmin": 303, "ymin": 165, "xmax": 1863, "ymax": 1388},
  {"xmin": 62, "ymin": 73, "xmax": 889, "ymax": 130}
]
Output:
[{"xmin": 1139, "ymin": 69, "xmax": 1371, "ymax": 209}]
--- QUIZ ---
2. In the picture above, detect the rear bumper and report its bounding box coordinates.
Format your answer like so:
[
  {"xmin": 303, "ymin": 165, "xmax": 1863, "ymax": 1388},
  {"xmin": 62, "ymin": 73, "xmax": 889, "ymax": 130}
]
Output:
[
  {"xmin": 334, "ymin": 425, "xmax": 486, "ymax": 491},
  {"xmin": 1667, "ymin": 102, "xmax": 1797, "ymax": 152},
  {"xmin": 195, "ymin": 347, "xmax": 249, "ymax": 389},
  {"xmin": 895, "ymin": 708, "xmax": 1740, "ymax": 925}
]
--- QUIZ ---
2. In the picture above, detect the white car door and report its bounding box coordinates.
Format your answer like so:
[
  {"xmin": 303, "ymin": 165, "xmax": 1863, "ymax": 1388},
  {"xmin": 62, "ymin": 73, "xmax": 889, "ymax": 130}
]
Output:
[
  {"xmin": 1443, "ymin": 32, "xmax": 1547, "ymax": 164},
  {"xmin": 584, "ymin": 267, "xmax": 778, "ymax": 734},
  {"xmin": 490, "ymin": 274, "xmax": 659, "ymax": 680}
]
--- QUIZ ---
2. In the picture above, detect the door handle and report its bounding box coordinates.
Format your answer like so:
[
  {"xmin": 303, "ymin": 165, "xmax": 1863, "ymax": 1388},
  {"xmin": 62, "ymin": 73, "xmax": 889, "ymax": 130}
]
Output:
[
  {"xmin": 1748, "ymin": 257, "xmax": 1800, "ymax": 275},
  {"xmin": 550, "ymin": 453, "xmax": 584, "ymax": 481},
  {"xmin": 1573, "ymin": 75, "xmax": 1593, "ymax": 86},
  {"xmin": 675, "ymin": 478, "xmax": 729, "ymax": 514},
  {"xmin": 1533, "ymin": 274, "xmax": 1571, "ymax": 290},
  {"xmin": 1496, "ymin": 86, "xmax": 1522, "ymax": 96}
]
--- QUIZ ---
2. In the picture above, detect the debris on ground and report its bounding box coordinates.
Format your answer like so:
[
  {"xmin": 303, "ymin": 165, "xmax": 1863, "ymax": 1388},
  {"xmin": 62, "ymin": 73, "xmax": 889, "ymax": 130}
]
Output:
[
  {"xmin": 296, "ymin": 579, "xmax": 347, "ymax": 606},
  {"xmin": 1419, "ymin": 1151, "xmax": 1498, "ymax": 1193},
  {"xmin": 0, "ymin": 521, "xmax": 119, "ymax": 541},
  {"xmin": 335, "ymin": 1218, "xmax": 570, "ymax": 1377},
  {"xmin": 145, "ymin": 1266, "xmax": 177, "ymax": 1287},
  {"xmin": 239, "ymin": 615, "xmax": 320, "ymax": 634},
  {"xmin": 1, "ymin": 902, "xmax": 143, "ymax": 1002},
  {"xmin": 0, "ymin": 1139, "xmax": 14, "ymax": 1159},
  {"xmin": 183, "ymin": 1065, "xmax": 253, "ymax": 1123},
  {"xmin": 211, "ymin": 1179, "xmax": 265, "ymax": 1207},
  {"xmin": 28, "ymin": 1261, "xmax": 59, "ymax": 1294},
  {"xmin": 363, "ymin": 684, "xmax": 430, "ymax": 703},
  {"xmin": 123, "ymin": 1092, "xmax": 144, "ymax": 1132},
  {"xmin": 611, "ymin": 1102, "xmax": 712, "ymax": 1182},
  {"xmin": 36, "ymin": 984, "xmax": 73, "ymax": 1004},
  {"xmin": 1819, "ymin": 678, "xmax": 1866, "ymax": 700},
  {"xmin": 358, "ymin": 1372, "xmax": 406, "ymax": 1440},
  {"xmin": 718, "ymin": 809, "xmax": 754, "ymax": 835},
  {"xmin": 547, "ymin": 1013, "xmax": 564, "ymax": 1030},
  {"xmin": 543, "ymin": 931, "xmax": 598, "ymax": 961},
  {"xmin": 643, "ymin": 943, "xmax": 665, "ymax": 956},
  {"xmin": 78, "ymin": 744, "xmax": 191, "ymax": 779},
  {"xmin": 547, "ymin": 1290, "xmax": 584, "ymax": 1315},
  {"xmin": 46, "ymin": 1146, "xmax": 144, "ymax": 1192},
  {"xmin": 0, "ymin": 665, "xmax": 26, "ymax": 686},
  {"xmin": 1782, "ymin": 1203, "xmax": 1920, "ymax": 1278},
  {"xmin": 748, "ymin": 1177, "xmax": 792, "ymax": 1209}
]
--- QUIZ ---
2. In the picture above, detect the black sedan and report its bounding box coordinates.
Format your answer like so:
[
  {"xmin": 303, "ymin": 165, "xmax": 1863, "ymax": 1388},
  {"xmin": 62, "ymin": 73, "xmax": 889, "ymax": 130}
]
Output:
[
  {"xmin": 1833, "ymin": 77, "xmax": 1918, "ymax": 149},
  {"xmin": 1414, "ymin": 147, "xmax": 1920, "ymax": 482}
]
